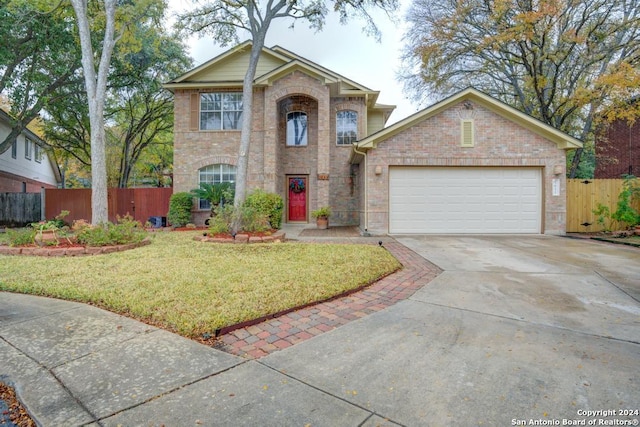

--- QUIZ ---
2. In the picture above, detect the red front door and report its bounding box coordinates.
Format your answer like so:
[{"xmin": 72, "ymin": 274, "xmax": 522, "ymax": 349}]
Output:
[{"xmin": 288, "ymin": 177, "xmax": 307, "ymax": 222}]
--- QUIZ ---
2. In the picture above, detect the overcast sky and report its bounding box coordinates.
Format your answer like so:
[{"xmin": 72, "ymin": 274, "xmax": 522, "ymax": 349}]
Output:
[{"xmin": 168, "ymin": 0, "xmax": 419, "ymax": 124}]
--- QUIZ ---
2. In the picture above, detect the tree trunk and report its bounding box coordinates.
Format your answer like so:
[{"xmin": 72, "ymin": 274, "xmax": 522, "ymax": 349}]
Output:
[
  {"xmin": 231, "ymin": 34, "xmax": 267, "ymax": 233},
  {"xmin": 71, "ymin": 0, "xmax": 117, "ymax": 224}
]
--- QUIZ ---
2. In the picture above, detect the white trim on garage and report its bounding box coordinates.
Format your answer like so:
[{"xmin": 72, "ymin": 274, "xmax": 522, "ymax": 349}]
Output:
[{"xmin": 389, "ymin": 167, "xmax": 542, "ymax": 234}]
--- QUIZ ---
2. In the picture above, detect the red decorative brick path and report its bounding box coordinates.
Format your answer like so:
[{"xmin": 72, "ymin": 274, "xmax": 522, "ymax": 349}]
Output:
[{"xmin": 212, "ymin": 241, "xmax": 441, "ymax": 359}]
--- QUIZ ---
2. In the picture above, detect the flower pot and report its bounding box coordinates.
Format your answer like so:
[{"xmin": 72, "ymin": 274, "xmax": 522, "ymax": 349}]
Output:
[
  {"xmin": 35, "ymin": 229, "xmax": 58, "ymax": 247},
  {"xmin": 316, "ymin": 217, "xmax": 329, "ymax": 230}
]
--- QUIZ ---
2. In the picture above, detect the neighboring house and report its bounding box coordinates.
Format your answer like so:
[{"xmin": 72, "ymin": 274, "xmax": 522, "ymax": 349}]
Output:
[
  {"xmin": 0, "ymin": 109, "xmax": 62, "ymax": 193},
  {"xmin": 165, "ymin": 42, "xmax": 582, "ymax": 235},
  {"xmin": 594, "ymin": 117, "xmax": 640, "ymax": 178}
]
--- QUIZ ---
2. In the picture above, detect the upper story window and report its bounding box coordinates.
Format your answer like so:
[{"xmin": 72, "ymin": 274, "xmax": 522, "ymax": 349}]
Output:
[
  {"xmin": 11, "ymin": 140, "xmax": 17, "ymax": 159},
  {"xmin": 24, "ymin": 138, "xmax": 32, "ymax": 160},
  {"xmin": 337, "ymin": 110, "xmax": 357, "ymax": 145},
  {"xmin": 286, "ymin": 111, "xmax": 308, "ymax": 146},
  {"xmin": 200, "ymin": 93, "xmax": 243, "ymax": 130},
  {"xmin": 35, "ymin": 144, "xmax": 42, "ymax": 163},
  {"xmin": 198, "ymin": 164, "xmax": 236, "ymax": 210}
]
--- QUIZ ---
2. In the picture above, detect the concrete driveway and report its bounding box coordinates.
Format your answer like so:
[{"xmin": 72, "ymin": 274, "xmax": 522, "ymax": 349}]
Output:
[
  {"xmin": 262, "ymin": 236, "xmax": 640, "ymax": 426},
  {"xmin": 3, "ymin": 235, "xmax": 638, "ymax": 426}
]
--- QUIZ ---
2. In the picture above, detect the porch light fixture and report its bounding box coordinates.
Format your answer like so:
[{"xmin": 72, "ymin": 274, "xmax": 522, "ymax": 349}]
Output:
[
  {"xmin": 374, "ymin": 165, "xmax": 383, "ymax": 175},
  {"xmin": 553, "ymin": 165, "xmax": 563, "ymax": 175}
]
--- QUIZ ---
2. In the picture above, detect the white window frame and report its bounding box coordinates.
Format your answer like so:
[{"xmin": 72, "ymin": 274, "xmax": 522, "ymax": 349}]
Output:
[
  {"xmin": 35, "ymin": 144, "xmax": 42, "ymax": 163},
  {"xmin": 11, "ymin": 140, "xmax": 17, "ymax": 159},
  {"xmin": 200, "ymin": 93, "xmax": 243, "ymax": 130},
  {"xmin": 24, "ymin": 138, "xmax": 32, "ymax": 160},
  {"xmin": 337, "ymin": 110, "xmax": 358, "ymax": 145},
  {"xmin": 286, "ymin": 111, "xmax": 308, "ymax": 146},
  {"xmin": 198, "ymin": 164, "xmax": 236, "ymax": 210}
]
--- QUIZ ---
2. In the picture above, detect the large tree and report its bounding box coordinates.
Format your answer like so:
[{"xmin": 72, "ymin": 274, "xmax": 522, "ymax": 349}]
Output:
[
  {"xmin": 70, "ymin": 0, "xmax": 119, "ymax": 223},
  {"xmin": 44, "ymin": 14, "xmax": 191, "ymax": 188},
  {"xmin": 178, "ymin": 0, "xmax": 398, "ymax": 231},
  {"xmin": 401, "ymin": 0, "xmax": 640, "ymax": 177},
  {"xmin": 0, "ymin": 0, "xmax": 81, "ymax": 153}
]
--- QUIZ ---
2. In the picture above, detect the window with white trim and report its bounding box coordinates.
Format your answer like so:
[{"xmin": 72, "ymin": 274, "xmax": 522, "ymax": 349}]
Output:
[
  {"xmin": 286, "ymin": 111, "xmax": 308, "ymax": 146},
  {"xmin": 198, "ymin": 164, "xmax": 236, "ymax": 210},
  {"xmin": 200, "ymin": 93, "xmax": 243, "ymax": 130},
  {"xmin": 11, "ymin": 140, "xmax": 17, "ymax": 159},
  {"xmin": 35, "ymin": 144, "xmax": 42, "ymax": 163},
  {"xmin": 24, "ymin": 138, "xmax": 32, "ymax": 160},
  {"xmin": 337, "ymin": 110, "xmax": 357, "ymax": 145}
]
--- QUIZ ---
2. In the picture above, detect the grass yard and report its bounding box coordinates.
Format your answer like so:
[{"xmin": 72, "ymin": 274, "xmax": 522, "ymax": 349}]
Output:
[{"xmin": 0, "ymin": 231, "xmax": 401, "ymax": 337}]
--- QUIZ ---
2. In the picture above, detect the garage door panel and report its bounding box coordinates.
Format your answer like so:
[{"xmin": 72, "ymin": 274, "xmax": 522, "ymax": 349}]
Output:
[{"xmin": 389, "ymin": 167, "xmax": 541, "ymax": 234}]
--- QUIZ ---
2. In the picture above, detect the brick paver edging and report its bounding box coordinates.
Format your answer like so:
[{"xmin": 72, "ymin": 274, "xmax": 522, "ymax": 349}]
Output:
[{"xmin": 209, "ymin": 241, "xmax": 441, "ymax": 359}]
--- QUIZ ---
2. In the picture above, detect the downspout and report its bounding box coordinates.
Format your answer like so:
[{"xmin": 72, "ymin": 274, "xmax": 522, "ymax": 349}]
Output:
[{"xmin": 352, "ymin": 142, "xmax": 369, "ymax": 235}]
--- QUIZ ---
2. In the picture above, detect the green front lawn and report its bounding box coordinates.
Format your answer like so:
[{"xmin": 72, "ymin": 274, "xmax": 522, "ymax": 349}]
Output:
[{"xmin": 0, "ymin": 231, "xmax": 401, "ymax": 337}]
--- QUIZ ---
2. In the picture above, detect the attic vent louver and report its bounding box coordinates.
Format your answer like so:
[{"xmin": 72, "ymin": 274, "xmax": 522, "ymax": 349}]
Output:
[{"xmin": 461, "ymin": 119, "xmax": 474, "ymax": 147}]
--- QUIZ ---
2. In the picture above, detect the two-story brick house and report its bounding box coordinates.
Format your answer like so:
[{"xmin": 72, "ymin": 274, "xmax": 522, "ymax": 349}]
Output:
[{"xmin": 165, "ymin": 42, "xmax": 582, "ymax": 234}]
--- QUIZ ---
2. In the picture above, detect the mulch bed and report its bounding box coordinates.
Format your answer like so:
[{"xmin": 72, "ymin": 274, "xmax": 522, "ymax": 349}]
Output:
[{"xmin": 0, "ymin": 382, "xmax": 35, "ymax": 427}]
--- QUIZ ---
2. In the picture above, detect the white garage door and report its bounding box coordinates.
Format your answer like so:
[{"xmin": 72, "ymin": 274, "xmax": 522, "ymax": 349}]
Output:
[{"xmin": 389, "ymin": 167, "xmax": 542, "ymax": 234}]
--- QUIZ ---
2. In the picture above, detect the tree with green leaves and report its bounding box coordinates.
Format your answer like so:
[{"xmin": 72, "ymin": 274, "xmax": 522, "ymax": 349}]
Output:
[
  {"xmin": 0, "ymin": 0, "xmax": 81, "ymax": 154},
  {"xmin": 401, "ymin": 0, "xmax": 640, "ymax": 177},
  {"xmin": 178, "ymin": 0, "xmax": 398, "ymax": 232},
  {"xmin": 44, "ymin": 12, "xmax": 191, "ymax": 189}
]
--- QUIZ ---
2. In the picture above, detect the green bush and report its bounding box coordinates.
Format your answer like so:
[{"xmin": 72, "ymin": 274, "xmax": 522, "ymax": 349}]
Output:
[
  {"xmin": 207, "ymin": 204, "xmax": 271, "ymax": 235},
  {"xmin": 167, "ymin": 192, "xmax": 193, "ymax": 227},
  {"xmin": 6, "ymin": 228, "xmax": 36, "ymax": 247},
  {"xmin": 208, "ymin": 205, "xmax": 234, "ymax": 235},
  {"xmin": 238, "ymin": 205, "xmax": 271, "ymax": 233},
  {"xmin": 243, "ymin": 189, "xmax": 284, "ymax": 229},
  {"xmin": 76, "ymin": 216, "xmax": 146, "ymax": 247},
  {"xmin": 611, "ymin": 176, "xmax": 640, "ymax": 228}
]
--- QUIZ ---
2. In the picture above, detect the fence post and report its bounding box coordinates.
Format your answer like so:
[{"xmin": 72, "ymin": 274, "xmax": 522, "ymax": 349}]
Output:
[{"xmin": 40, "ymin": 187, "xmax": 46, "ymax": 221}]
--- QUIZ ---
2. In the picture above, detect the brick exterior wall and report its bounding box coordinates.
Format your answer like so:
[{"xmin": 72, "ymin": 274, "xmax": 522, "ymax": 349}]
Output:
[
  {"xmin": 362, "ymin": 101, "xmax": 568, "ymax": 235},
  {"xmin": 0, "ymin": 171, "xmax": 57, "ymax": 193},
  {"xmin": 173, "ymin": 72, "xmax": 365, "ymax": 226},
  {"xmin": 595, "ymin": 119, "xmax": 640, "ymax": 178}
]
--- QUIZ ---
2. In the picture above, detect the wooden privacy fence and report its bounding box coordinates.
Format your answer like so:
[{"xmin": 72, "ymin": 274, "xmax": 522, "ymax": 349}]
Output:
[
  {"xmin": 0, "ymin": 192, "xmax": 42, "ymax": 227},
  {"xmin": 566, "ymin": 179, "xmax": 640, "ymax": 233},
  {"xmin": 44, "ymin": 187, "xmax": 173, "ymax": 226}
]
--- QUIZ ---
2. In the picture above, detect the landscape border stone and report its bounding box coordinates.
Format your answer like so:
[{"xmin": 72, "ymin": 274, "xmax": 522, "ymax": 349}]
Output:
[
  {"xmin": 193, "ymin": 230, "xmax": 286, "ymax": 244},
  {"xmin": 0, "ymin": 238, "xmax": 151, "ymax": 257}
]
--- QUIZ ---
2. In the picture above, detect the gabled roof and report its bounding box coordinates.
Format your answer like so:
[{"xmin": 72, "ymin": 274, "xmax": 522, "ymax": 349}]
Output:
[
  {"xmin": 0, "ymin": 108, "xmax": 63, "ymax": 184},
  {"xmin": 354, "ymin": 87, "xmax": 583, "ymax": 154},
  {"xmin": 163, "ymin": 41, "xmax": 387, "ymax": 109}
]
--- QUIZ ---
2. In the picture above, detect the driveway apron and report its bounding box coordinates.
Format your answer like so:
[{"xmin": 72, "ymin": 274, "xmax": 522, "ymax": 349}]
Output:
[{"xmin": 262, "ymin": 236, "xmax": 640, "ymax": 426}]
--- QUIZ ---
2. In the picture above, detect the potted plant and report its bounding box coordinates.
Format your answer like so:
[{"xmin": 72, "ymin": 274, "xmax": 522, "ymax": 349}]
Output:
[
  {"xmin": 31, "ymin": 210, "xmax": 70, "ymax": 246},
  {"xmin": 311, "ymin": 206, "xmax": 331, "ymax": 230}
]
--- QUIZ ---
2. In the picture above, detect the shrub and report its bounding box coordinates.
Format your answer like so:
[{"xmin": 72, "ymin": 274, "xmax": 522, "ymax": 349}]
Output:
[
  {"xmin": 167, "ymin": 192, "xmax": 193, "ymax": 227},
  {"xmin": 191, "ymin": 183, "xmax": 234, "ymax": 217},
  {"xmin": 243, "ymin": 189, "xmax": 284, "ymax": 229},
  {"xmin": 6, "ymin": 228, "xmax": 36, "ymax": 247},
  {"xmin": 238, "ymin": 205, "xmax": 271, "ymax": 233},
  {"xmin": 208, "ymin": 205, "xmax": 234, "ymax": 235},
  {"xmin": 207, "ymin": 204, "xmax": 271, "ymax": 235},
  {"xmin": 611, "ymin": 176, "xmax": 640, "ymax": 228},
  {"xmin": 76, "ymin": 215, "xmax": 145, "ymax": 247}
]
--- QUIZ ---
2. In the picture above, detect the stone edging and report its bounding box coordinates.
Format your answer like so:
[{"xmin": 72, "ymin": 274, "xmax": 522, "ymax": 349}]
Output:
[
  {"xmin": 0, "ymin": 238, "xmax": 152, "ymax": 257},
  {"xmin": 193, "ymin": 230, "xmax": 286, "ymax": 244}
]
